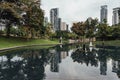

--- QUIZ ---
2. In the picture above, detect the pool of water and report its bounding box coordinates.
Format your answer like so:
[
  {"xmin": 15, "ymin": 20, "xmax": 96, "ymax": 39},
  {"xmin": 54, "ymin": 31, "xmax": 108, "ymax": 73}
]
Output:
[{"xmin": 0, "ymin": 44, "xmax": 120, "ymax": 80}]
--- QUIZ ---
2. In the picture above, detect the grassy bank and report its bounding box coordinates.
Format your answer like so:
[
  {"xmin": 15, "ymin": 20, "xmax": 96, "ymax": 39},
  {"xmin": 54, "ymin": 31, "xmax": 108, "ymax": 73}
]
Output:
[
  {"xmin": 0, "ymin": 37, "xmax": 59, "ymax": 49},
  {"xmin": 94, "ymin": 40, "xmax": 120, "ymax": 46}
]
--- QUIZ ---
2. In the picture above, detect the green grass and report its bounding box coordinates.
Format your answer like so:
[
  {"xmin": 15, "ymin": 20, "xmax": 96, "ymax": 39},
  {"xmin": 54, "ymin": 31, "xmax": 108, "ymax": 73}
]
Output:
[
  {"xmin": 0, "ymin": 37, "xmax": 59, "ymax": 49},
  {"xmin": 94, "ymin": 40, "xmax": 120, "ymax": 46}
]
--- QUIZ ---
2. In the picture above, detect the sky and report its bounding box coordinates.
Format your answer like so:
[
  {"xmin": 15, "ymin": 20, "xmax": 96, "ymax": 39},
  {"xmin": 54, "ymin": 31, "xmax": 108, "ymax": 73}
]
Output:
[{"xmin": 41, "ymin": 0, "xmax": 120, "ymax": 27}]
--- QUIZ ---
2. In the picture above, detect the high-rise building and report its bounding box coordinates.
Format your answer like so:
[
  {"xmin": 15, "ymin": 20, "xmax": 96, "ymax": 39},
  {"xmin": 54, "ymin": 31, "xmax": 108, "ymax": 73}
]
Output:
[
  {"xmin": 50, "ymin": 8, "xmax": 59, "ymax": 31},
  {"xmin": 112, "ymin": 7, "xmax": 120, "ymax": 25},
  {"xmin": 66, "ymin": 24, "xmax": 69, "ymax": 31},
  {"xmin": 58, "ymin": 18, "xmax": 61, "ymax": 31},
  {"xmin": 100, "ymin": 5, "xmax": 108, "ymax": 23},
  {"xmin": 44, "ymin": 17, "xmax": 48, "ymax": 26},
  {"xmin": 61, "ymin": 22, "xmax": 66, "ymax": 31}
]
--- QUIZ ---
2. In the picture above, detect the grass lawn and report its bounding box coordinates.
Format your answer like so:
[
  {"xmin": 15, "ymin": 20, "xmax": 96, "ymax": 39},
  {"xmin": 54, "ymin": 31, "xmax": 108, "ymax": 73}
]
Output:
[
  {"xmin": 94, "ymin": 40, "xmax": 120, "ymax": 46},
  {"xmin": 0, "ymin": 37, "xmax": 59, "ymax": 49}
]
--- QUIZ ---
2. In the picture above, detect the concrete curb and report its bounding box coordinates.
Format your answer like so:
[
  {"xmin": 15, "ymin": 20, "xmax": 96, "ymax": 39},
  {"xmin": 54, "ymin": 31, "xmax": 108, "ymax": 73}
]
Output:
[{"xmin": 0, "ymin": 43, "xmax": 62, "ymax": 53}]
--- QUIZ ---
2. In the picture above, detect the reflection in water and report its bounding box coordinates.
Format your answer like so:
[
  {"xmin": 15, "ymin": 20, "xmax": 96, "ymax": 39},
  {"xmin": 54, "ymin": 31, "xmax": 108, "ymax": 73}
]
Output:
[
  {"xmin": 50, "ymin": 51, "xmax": 59, "ymax": 72},
  {"xmin": 71, "ymin": 46, "xmax": 120, "ymax": 78},
  {"xmin": 71, "ymin": 48, "xmax": 98, "ymax": 67},
  {"xmin": 0, "ymin": 44, "xmax": 120, "ymax": 80},
  {"xmin": 112, "ymin": 60, "xmax": 120, "ymax": 78},
  {"xmin": 0, "ymin": 49, "xmax": 48, "ymax": 80},
  {"xmin": 98, "ymin": 48, "xmax": 108, "ymax": 75}
]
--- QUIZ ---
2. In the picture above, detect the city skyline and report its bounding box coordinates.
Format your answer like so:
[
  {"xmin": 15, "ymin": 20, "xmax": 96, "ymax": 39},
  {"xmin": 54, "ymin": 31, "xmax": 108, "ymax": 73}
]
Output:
[{"xmin": 41, "ymin": 0, "xmax": 120, "ymax": 26}]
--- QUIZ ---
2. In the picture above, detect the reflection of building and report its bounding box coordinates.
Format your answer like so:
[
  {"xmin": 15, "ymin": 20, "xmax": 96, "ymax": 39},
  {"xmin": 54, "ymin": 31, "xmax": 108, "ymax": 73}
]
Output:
[
  {"xmin": 112, "ymin": 60, "xmax": 120, "ymax": 78},
  {"xmin": 100, "ymin": 5, "xmax": 108, "ymax": 23},
  {"xmin": 50, "ymin": 49, "xmax": 69, "ymax": 72},
  {"xmin": 112, "ymin": 7, "xmax": 120, "ymax": 25},
  {"xmin": 50, "ymin": 8, "xmax": 59, "ymax": 31},
  {"xmin": 112, "ymin": 60, "xmax": 119, "ymax": 72},
  {"xmin": 61, "ymin": 51, "xmax": 68, "ymax": 59},
  {"xmin": 100, "ymin": 60, "xmax": 107, "ymax": 75},
  {"xmin": 50, "ymin": 50, "xmax": 59, "ymax": 72}
]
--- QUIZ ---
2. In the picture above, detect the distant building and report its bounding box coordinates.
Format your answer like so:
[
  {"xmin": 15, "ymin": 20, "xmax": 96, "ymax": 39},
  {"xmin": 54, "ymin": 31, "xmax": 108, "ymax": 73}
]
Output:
[
  {"xmin": 112, "ymin": 7, "xmax": 120, "ymax": 25},
  {"xmin": 0, "ymin": 20, "xmax": 6, "ymax": 31},
  {"xmin": 58, "ymin": 18, "xmax": 61, "ymax": 31},
  {"xmin": 61, "ymin": 22, "xmax": 66, "ymax": 31},
  {"xmin": 50, "ymin": 8, "xmax": 59, "ymax": 31},
  {"xmin": 100, "ymin": 5, "xmax": 108, "ymax": 23},
  {"xmin": 44, "ymin": 17, "xmax": 48, "ymax": 26},
  {"xmin": 66, "ymin": 24, "xmax": 69, "ymax": 31}
]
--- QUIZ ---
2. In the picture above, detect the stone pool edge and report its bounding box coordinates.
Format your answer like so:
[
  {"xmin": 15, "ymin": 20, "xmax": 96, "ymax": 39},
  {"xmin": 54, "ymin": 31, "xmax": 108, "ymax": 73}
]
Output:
[{"xmin": 0, "ymin": 43, "xmax": 62, "ymax": 52}]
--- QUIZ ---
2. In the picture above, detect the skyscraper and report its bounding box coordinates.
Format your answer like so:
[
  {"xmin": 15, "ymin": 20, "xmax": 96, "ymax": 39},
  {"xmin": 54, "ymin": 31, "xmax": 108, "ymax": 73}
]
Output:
[
  {"xmin": 61, "ymin": 22, "xmax": 66, "ymax": 31},
  {"xmin": 112, "ymin": 7, "xmax": 120, "ymax": 25},
  {"xmin": 66, "ymin": 24, "xmax": 69, "ymax": 31},
  {"xmin": 44, "ymin": 17, "xmax": 48, "ymax": 26},
  {"xmin": 58, "ymin": 18, "xmax": 61, "ymax": 31},
  {"xmin": 100, "ymin": 5, "xmax": 108, "ymax": 23},
  {"xmin": 50, "ymin": 8, "xmax": 59, "ymax": 31}
]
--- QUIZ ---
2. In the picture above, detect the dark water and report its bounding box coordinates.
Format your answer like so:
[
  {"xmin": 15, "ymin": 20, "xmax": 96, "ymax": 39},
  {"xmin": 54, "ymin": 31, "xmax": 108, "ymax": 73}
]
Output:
[{"xmin": 0, "ymin": 44, "xmax": 120, "ymax": 80}]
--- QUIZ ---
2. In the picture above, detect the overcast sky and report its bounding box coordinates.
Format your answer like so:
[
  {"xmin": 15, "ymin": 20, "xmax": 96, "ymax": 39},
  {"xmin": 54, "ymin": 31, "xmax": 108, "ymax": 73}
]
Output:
[{"xmin": 41, "ymin": 0, "xmax": 120, "ymax": 27}]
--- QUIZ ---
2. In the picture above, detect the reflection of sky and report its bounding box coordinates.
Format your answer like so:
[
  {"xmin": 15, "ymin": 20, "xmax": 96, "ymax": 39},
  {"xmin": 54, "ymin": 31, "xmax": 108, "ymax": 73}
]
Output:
[
  {"xmin": 0, "ymin": 55, "xmax": 23, "ymax": 62},
  {"xmin": 45, "ymin": 50, "xmax": 119, "ymax": 80},
  {"xmin": 11, "ymin": 55, "xmax": 23, "ymax": 61},
  {"xmin": 0, "ymin": 56, "xmax": 7, "ymax": 62}
]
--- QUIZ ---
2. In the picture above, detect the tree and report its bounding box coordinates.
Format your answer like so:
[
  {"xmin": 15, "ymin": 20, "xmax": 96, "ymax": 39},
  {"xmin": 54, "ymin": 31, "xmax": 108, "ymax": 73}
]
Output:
[
  {"xmin": 0, "ymin": 1, "xmax": 21, "ymax": 37},
  {"xmin": 97, "ymin": 23, "xmax": 109, "ymax": 41},
  {"xmin": 85, "ymin": 18, "xmax": 98, "ymax": 41},
  {"xmin": 112, "ymin": 26, "xmax": 120, "ymax": 39},
  {"xmin": 71, "ymin": 22, "xmax": 86, "ymax": 42},
  {"xmin": 20, "ymin": 0, "xmax": 44, "ymax": 39},
  {"xmin": 44, "ymin": 23, "xmax": 53, "ymax": 39}
]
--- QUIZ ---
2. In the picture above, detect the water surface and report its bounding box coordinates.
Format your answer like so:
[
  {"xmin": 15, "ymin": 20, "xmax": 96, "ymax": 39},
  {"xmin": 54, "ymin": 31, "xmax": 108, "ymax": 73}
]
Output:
[{"xmin": 0, "ymin": 44, "xmax": 120, "ymax": 80}]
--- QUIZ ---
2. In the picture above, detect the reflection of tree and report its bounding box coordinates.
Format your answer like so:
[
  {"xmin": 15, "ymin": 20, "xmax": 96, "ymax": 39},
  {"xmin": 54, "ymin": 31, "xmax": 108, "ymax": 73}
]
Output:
[
  {"xmin": 71, "ymin": 48, "xmax": 98, "ymax": 67},
  {"xmin": 22, "ymin": 51, "xmax": 45, "ymax": 80},
  {"xmin": 0, "ymin": 54, "xmax": 23, "ymax": 80},
  {"xmin": 0, "ymin": 49, "xmax": 50, "ymax": 80},
  {"xmin": 110, "ymin": 48, "xmax": 120, "ymax": 78}
]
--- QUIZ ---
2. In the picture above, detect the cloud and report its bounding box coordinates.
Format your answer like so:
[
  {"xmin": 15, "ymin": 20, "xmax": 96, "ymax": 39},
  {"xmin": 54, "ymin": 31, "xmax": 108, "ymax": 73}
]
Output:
[{"xmin": 41, "ymin": 0, "xmax": 120, "ymax": 27}]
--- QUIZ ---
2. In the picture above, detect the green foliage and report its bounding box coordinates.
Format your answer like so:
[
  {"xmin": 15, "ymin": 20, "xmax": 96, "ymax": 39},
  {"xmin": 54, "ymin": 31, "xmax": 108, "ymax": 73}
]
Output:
[
  {"xmin": 0, "ymin": 30, "xmax": 5, "ymax": 35},
  {"xmin": 55, "ymin": 31, "xmax": 70, "ymax": 39},
  {"xmin": 20, "ymin": 0, "xmax": 44, "ymax": 39},
  {"xmin": 0, "ymin": 1, "xmax": 21, "ymax": 37},
  {"xmin": 68, "ymin": 33, "xmax": 78, "ymax": 39},
  {"xmin": 71, "ymin": 22, "xmax": 85, "ymax": 37},
  {"xmin": 86, "ymin": 29, "xmax": 95, "ymax": 38},
  {"xmin": 85, "ymin": 18, "xmax": 98, "ymax": 38},
  {"xmin": 97, "ymin": 23, "xmax": 109, "ymax": 40},
  {"xmin": 112, "ymin": 26, "xmax": 120, "ymax": 38},
  {"xmin": 0, "ymin": 0, "xmax": 44, "ymax": 39},
  {"xmin": 71, "ymin": 18, "xmax": 98, "ymax": 41}
]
